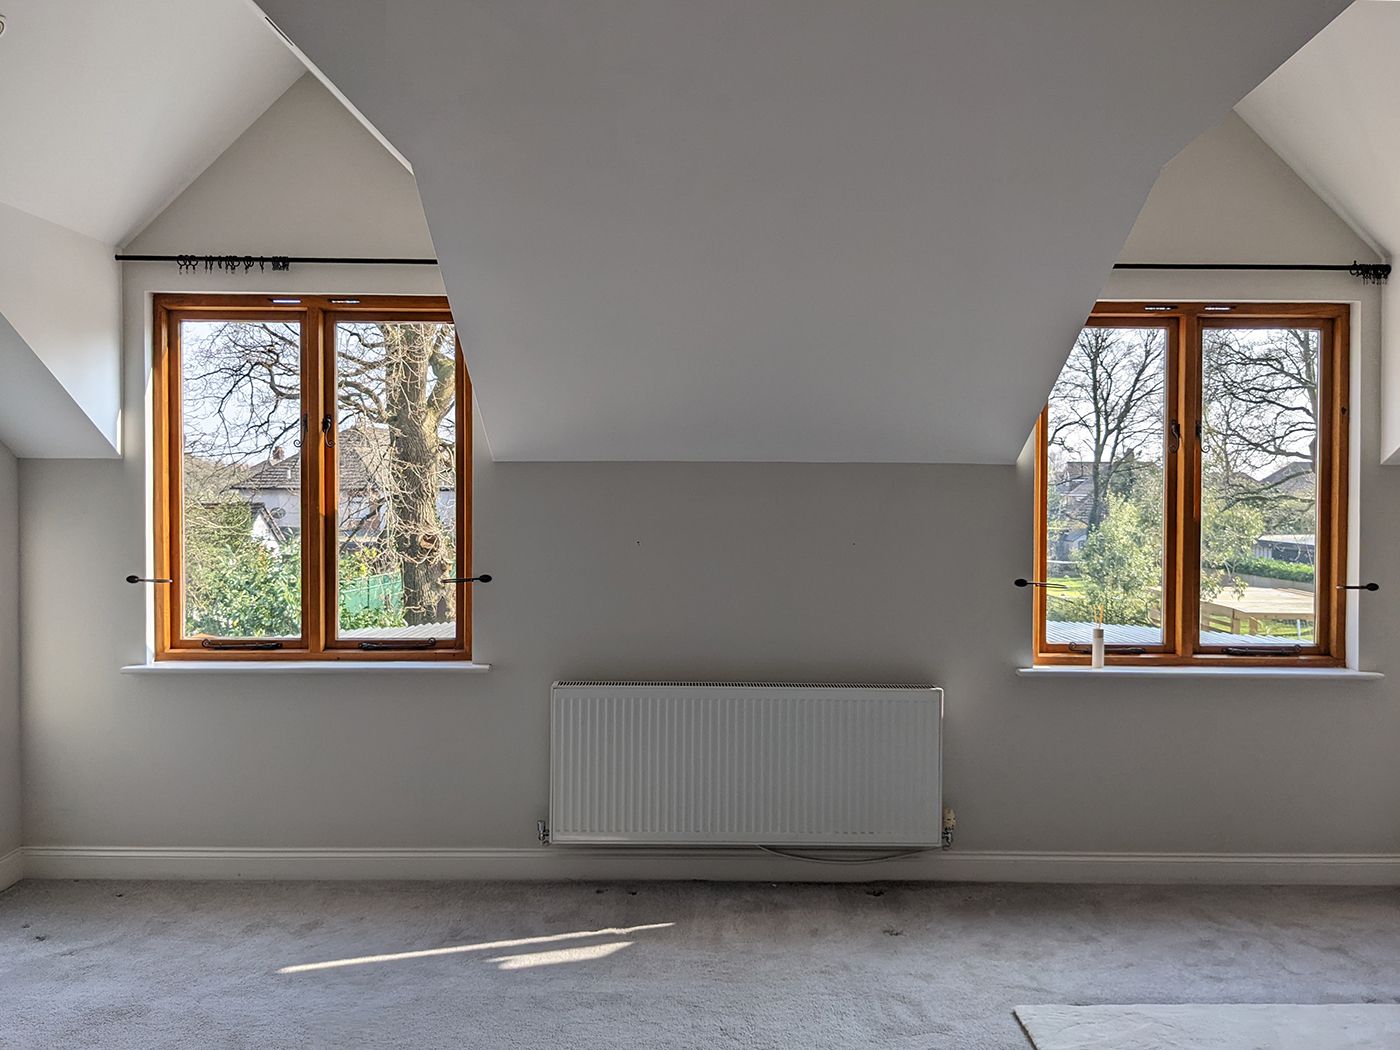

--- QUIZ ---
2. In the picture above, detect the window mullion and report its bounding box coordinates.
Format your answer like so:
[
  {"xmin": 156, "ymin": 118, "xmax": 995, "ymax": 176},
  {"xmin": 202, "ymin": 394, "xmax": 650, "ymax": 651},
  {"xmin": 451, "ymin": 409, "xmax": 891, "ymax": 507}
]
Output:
[
  {"xmin": 1176, "ymin": 312, "xmax": 1204, "ymax": 659},
  {"xmin": 301, "ymin": 306, "xmax": 326, "ymax": 655},
  {"xmin": 317, "ymin": 306, "xmax": 337, "ymax": 656}
]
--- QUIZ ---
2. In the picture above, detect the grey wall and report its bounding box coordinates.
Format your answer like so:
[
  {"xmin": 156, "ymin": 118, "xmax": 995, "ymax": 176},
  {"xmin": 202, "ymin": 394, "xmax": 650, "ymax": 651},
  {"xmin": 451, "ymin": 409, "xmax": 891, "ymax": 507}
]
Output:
[
  {"xmin": 0, "ymin": 441, "xmax": 20, "ymax": 858},
  {"xmin": 16, "ymin": 92, "xmax": 1400, "ymax": 866}
]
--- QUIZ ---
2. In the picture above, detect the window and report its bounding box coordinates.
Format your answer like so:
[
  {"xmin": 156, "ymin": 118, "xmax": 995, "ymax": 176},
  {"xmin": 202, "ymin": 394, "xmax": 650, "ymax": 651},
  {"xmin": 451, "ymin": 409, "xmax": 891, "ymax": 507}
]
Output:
[
  {"xmin": 152, "ymin": 295, "xmax": 472, "ymax": 661},
  {"xmin": 1034, "ymin": 302, "xmax": 1349, "ymax": 666}
]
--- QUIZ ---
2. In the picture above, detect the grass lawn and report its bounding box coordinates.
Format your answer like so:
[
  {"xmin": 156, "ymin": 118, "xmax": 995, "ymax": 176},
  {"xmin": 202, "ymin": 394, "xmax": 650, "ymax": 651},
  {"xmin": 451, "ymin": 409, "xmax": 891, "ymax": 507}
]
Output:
[{"xmin": 1047, "ymin": 575, "xmax": 1314, "ymax": 641}]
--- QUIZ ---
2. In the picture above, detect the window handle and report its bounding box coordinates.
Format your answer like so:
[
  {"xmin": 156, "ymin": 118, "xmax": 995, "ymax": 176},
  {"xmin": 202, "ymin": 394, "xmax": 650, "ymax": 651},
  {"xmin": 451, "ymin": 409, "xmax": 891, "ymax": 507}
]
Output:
[
  {"xmin": 321, "ymin": 414, "xmax": 335, "ymax": 449},
  {"xmin": 442, "ymin": 574, "xmax": 493, "ymax": 584},
  {"xmin": 126, "ymin": 575, "xmax": 172, "ymax": 584},
  {"xmin": 1168, "ymin": 419, "xmax": 1182, "ymax": 453},
  {"xmin": 1014, "ymin": 578, "xmax": 1064, "ymax": 589},
  {"xmin": 1338, "ymin": 582, "xmax": 1379, "ymax": 591}
]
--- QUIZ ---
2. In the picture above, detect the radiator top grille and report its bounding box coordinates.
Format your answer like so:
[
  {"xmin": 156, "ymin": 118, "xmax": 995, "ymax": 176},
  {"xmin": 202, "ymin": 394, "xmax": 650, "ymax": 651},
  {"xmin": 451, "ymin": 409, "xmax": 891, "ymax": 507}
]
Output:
[{"xmin": 553, "ymin": 680, "xmax": 939, "ymax": 690}]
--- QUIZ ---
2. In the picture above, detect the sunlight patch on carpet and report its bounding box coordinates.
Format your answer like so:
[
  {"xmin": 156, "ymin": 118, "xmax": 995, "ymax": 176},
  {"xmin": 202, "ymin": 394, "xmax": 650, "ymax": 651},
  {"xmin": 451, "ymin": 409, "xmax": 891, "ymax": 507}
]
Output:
[{"xmin": 278, "ymin": 923, "xmax": 672, "ymax": 974}]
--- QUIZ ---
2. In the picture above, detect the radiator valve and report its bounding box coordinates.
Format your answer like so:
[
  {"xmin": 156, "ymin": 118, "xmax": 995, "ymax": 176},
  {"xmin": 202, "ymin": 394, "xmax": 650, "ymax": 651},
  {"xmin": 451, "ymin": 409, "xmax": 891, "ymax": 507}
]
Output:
[
  {"xmin": 537, "ymin": 819, "xmax": 550, "ymax": 846},
  {"xmin": 941, "ymin": 806, "xmax": 956, "ymax": 849}
]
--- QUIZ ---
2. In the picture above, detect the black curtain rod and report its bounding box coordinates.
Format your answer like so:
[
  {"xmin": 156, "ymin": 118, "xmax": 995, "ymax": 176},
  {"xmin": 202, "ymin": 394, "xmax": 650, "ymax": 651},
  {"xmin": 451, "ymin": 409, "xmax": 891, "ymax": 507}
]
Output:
[
  {"xmin": 1115, "ymin": 261, "xmax": 1390, "ymax": 282},
  {"xmin": 113, "ymin": 254, "xmax": 1390, "ymax": 281},
  {"xmin": 114, "ymin": 253, "xmax": 438, "ymax": 270}
]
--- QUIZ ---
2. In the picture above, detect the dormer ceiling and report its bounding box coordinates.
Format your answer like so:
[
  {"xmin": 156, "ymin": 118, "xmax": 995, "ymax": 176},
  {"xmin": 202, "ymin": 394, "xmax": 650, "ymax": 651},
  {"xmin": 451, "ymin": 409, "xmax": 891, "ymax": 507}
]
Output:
[
  {"xmin": 0, "ymin": 0, "xmax": 302, "ymax": 245},
  {"xmin": 253, "ymin": 0, "xmax": 1352, "ymax": 463}
]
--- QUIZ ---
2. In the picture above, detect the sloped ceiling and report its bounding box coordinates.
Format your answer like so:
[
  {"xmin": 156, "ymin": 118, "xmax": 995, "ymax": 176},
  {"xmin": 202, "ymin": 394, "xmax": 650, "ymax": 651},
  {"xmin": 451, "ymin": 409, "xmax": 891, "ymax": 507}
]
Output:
[
  {"xmin": 0, "ymin": 0, "xmax": 302, "ymax": 457},
  {"xmin": 0, "ymin": 0, "xmax": 303, "ymax": 245},
  {"xmin": 264, "ymin": 2, "xmax": 1343, "ymax": 461},
  {"xmin": 1236, "ymin": 1, "xmax": 1398, "ymax": 261}
]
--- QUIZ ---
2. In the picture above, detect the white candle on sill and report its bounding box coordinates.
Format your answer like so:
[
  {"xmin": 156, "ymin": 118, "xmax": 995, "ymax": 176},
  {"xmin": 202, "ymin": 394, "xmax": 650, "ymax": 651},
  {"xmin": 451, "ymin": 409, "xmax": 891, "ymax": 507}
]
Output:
[{"xmin": 1091, "ymin": 624, "xmax": 1106, "ymax": 668}]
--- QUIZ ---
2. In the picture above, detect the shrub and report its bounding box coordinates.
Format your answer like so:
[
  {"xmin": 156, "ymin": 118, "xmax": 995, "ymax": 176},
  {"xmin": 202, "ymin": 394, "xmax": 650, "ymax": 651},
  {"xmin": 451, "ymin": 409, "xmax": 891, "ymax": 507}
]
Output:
[{"xmin": 1216, "ymin": 555, "xmax": 1314, "ymax": 583}]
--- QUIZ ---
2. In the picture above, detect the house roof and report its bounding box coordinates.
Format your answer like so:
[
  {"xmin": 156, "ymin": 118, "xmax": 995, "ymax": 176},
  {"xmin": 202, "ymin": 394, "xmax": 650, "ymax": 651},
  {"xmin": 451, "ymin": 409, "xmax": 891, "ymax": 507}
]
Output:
[
  {"xmin": 237, "ymin": 428, "xmax": 393, "ymax": 494},
  {"xmin": 1258, "ymin": 534, "xmax": 1315, "ymax": 547},
  {"xmin": 1257, "ymin": 461, "xmax": 1316, "ymax": 494}
]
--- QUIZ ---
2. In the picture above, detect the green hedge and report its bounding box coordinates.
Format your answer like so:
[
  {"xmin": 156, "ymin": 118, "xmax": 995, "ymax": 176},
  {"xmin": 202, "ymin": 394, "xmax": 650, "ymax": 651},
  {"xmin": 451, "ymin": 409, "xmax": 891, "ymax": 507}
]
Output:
[{"xmin": 1218, "ymin": 555, "xmax": 1315, "ymax": 583}]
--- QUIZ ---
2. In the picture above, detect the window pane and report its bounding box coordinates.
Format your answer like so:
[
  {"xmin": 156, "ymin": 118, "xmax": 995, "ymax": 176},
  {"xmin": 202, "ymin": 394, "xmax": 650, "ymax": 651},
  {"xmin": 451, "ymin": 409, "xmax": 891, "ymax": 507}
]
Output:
[
  {"xmin": 1199, "ymin": 327, "xmax": 1320, "ymax": 647},
  {"xmin": 1045, "ymin": 326, "xmax": 1167, "ymax": 646},
  {"xmin": 179, "ymin": 319, "xmax": 303, "ymax": 638},
  {"xmin": 334, "ymin": 321, "xmax": 458, "ymax": 642}
]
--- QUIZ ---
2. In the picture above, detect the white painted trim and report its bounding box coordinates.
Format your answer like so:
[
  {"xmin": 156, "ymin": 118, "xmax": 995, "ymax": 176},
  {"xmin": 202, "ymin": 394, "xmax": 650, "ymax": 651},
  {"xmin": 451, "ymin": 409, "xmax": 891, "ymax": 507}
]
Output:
[
  {"xmin": 1017, "ymin": 666, "xmax": 1383, "ymax": 681},
  {"xmin": 120, "ymin": 661, "xmax": 491, "ymax": 675},
  {"xmin": 0, "ymin": 847, "xmax": 23, "ymax": 891},
  {"xmin": 19, "ymin": 846, "xmax": 1400, "ymax": 885}
]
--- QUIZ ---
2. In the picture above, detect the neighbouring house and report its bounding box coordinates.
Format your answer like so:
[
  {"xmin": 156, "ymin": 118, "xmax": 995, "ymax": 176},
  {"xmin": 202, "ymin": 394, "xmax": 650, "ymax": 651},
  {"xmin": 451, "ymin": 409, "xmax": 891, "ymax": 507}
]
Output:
[
  {"xmin": 1254, "ymin": 533, "xmax": 1315, "ymax": 564},
  {"xmin": 1047, "ymin": 457, "xmax": 1154, "ymax": 564},
  {"xmin": 230, "ymin": 427, "xmax": 454, "ymax": 545}
]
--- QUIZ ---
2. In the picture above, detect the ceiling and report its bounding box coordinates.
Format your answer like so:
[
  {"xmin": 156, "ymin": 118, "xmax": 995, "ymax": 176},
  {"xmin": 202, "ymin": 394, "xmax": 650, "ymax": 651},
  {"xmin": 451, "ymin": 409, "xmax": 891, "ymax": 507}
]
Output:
[
  {"xmin": 255, "ymin": 0, "xmax": 1351, "ymax": 463},
  {"xmin": 0, "ymin": 0, "xmax": 303, "ymax": 244},
  {"xmin": 1236, "ymin": 1, "xmax": 1399, "ymax": 261}
]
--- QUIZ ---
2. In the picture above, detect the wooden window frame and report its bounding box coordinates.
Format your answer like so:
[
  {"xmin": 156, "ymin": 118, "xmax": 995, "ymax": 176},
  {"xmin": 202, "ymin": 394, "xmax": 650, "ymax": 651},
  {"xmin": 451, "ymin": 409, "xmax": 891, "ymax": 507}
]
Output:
[
  {"xmin": 1033, "ymin": 301, "xmax": 1349, "ymax": 668},
  {"xmin": 152, "ymin": 293, "xmax": 472, "ymax": 662}
]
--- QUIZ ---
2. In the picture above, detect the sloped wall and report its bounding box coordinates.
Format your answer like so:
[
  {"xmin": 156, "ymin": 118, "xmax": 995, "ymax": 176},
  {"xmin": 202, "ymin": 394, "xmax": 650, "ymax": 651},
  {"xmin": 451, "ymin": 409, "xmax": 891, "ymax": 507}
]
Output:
[{"xmin": 0, "ymin": 205, "xmax": 121, "ymax": 457}]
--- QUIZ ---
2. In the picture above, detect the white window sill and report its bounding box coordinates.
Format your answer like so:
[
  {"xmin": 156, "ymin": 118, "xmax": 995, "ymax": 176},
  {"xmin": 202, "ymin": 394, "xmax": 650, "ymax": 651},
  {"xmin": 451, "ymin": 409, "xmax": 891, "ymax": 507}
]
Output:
[
  {"xmin": 1017, "ymin": 665, "xmax": 1381, "ymax": 681},
  {"xmin": 121, "ymin": 661, "xmax": 492, "ymax": 675}
]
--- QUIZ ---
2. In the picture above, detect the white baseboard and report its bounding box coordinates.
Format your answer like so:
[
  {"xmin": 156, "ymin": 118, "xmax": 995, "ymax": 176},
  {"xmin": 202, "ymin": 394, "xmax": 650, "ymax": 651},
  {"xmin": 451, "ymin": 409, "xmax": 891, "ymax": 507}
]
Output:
[
  {"xmin": 18, "ymin": 846, "xmax": 1400, "ymax": 885},
  {"xmin": 0, "ymin": 847, "xmax": 23, "ymax": 891}
]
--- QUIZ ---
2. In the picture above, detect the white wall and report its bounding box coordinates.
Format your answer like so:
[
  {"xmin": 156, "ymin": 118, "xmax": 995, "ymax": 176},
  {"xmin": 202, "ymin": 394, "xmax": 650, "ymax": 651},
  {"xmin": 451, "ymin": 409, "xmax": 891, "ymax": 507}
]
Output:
[
  {"xmin": 15, "ymin": 88, "xmax": 1400, "ymax": 875},
  {"xmin": 1120, "ymin": 113, "xmax": 1381, "ymax": 268},
  {"xmin": 0, "ymin": 441, "xmax": 21, "ymax": 870},
  {"xmin": 126, "ymin": 74, "xmax": 431, "ymax": 258}
]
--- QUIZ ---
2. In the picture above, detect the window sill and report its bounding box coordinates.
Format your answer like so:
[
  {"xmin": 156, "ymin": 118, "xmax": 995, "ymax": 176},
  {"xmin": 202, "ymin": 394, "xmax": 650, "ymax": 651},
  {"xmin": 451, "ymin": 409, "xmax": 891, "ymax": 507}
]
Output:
[
  {"xmin": 121, "ymin": 661, "xmax": 492, "ymax": 675},
  {"xmin": 1016, "ymin": 665, "xmax": 1381, "ymax": 681}
]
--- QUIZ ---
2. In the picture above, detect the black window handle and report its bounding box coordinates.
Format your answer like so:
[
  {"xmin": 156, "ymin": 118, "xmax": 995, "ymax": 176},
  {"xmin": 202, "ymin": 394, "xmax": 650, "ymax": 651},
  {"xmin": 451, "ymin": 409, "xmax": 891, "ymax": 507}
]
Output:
[
  {"xmin": 321, "ymin": 414, "xmax": 335, "ymax": 449},
  {"xmin": 358, "ymin": 638, "xmax": 437, "ymax": 651},
  {"xmin": 1338, "ymin": 582, "xmax": 1379, "ymax": 591},
  {"xmin": 200, "ymin": 638, "xmax": 284, "ymax": 651}
]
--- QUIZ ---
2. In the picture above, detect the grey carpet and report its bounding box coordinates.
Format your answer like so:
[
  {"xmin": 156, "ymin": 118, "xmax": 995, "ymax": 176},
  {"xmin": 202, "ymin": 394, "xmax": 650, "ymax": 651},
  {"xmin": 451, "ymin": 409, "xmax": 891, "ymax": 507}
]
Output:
[{"xmin": 1, "ymin": 880, "xmax": 1398, "ymax": 1049}]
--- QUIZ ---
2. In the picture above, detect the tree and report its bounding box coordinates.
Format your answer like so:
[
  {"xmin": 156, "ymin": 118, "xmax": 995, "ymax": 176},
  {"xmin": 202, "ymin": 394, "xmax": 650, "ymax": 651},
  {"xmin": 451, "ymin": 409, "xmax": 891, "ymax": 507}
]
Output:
[
  {"xmin": 338, "ymin": 322, "xmax": 457, "ymax": 625},
  {"xmin": 180, "ymin": 318, "xmax": 458, "ymax": 630},
  {"xmin": 1055, "ymin": 493, "xmax": 1159, "ymax": 626},
  {"xmin": 1200, "ymin": 327, "xmax": 1319, "ymax": 535},
  {"xmin": 1047, "ymin": 326, "xmax": 1165, "ymax": 532},
  {"xmin": 182, "ymin": 502, "xmax": 301, "ymax": 637}
]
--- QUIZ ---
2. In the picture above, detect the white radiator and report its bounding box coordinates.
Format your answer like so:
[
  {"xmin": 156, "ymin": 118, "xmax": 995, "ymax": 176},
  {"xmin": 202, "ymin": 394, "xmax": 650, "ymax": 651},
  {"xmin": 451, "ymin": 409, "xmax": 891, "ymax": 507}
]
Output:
[{"xmin": 549, "ymin": 681, "xmax": 943, "ymax": 847}]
